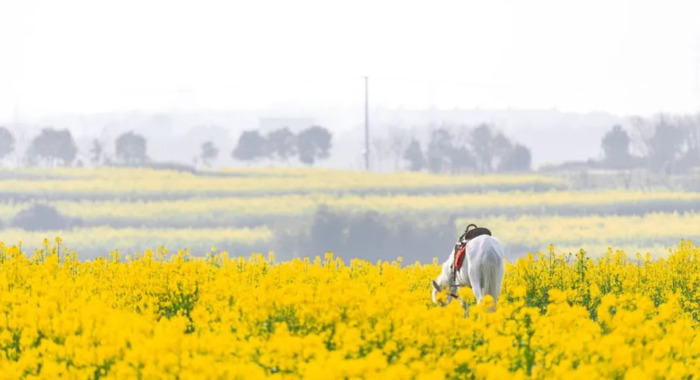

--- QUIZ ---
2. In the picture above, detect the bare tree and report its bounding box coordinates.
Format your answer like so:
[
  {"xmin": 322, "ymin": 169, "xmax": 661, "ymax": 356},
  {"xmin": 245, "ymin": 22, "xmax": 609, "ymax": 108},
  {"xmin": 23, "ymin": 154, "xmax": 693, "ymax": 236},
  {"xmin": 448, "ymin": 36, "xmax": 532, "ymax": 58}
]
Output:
[
  {"xmin": 371, "ymin": 137, "xmax": 394, "ymax": 172},
  {"xmin": 426, "ymin": 128, "xmax": 454, "ymax": 173},
  {"xmin": 677, "ymin": 113, "xmax": 700, "ymax": 169},
  {"xmin": 89, "ymin": 139, "xmax": 104, "ymax": 166},
  {"xmin": 386, "ymin": 126, "xmax": 413, "ymax": 171},
  {"xmin": 628, "ymin": 116, "xmax": 654, "ymax": 160}
]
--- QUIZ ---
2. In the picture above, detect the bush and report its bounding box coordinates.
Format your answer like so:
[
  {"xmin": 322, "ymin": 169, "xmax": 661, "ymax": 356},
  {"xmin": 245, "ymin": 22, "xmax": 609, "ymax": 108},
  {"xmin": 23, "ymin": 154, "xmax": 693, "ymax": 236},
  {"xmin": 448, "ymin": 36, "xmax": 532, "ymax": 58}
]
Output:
[
  {"xmin": 11, "ymin": 204, "xmax": 81, "ymax": 231},
  {"xmin": 276, "ymin": 206, "xmax": 457, "ymax": 263}
]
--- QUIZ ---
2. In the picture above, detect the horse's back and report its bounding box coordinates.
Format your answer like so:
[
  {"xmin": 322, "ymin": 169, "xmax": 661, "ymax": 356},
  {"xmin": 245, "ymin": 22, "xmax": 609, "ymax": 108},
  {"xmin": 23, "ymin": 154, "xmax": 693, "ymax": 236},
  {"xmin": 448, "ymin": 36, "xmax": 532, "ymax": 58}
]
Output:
[{"xmin": 468, "ymin": 234, "xmax": 505, "ymax": 261}]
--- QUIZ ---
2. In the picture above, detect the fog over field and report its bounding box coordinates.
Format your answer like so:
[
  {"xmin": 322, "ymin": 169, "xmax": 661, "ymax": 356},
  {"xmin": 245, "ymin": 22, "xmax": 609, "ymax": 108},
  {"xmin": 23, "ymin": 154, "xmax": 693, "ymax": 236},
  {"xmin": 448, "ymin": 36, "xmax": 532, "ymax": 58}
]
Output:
[{"xmin": 2, "ymin": 1, "xmax": 699, "ymax": 171}]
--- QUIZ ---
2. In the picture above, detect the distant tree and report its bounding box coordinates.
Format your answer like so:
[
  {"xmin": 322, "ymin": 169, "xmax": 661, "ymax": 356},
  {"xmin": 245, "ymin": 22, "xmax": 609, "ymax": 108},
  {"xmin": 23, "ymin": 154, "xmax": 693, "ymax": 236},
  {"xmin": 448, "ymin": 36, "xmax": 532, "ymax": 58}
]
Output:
[
  {"xmin": 675, "ymin": 114, "xmax": 700, "ymax": 171},
  {"xmin": 232, "ymin": 131, "xmax": 267, "ymax": 162},
  {"xmin": 448, "ymin": 146, "xmax": 477, "ymax": 173},
  {"xmin": 26, "ymin": 128, "xmax": 77, "ymax": 166},
  {"xmin": 371, "ymin": 138, "xmax": 392, "ymax": 171},
  {"xmin": 0, "ymin": 127, "xmax": 15, "ymax": 160},
  {"xmin": 115, "ymin": 131, "xmax": 148, "ymax": 165},
  {"xmin": 422, "ymin": 123, "xmax": 530, "ymax": 173},
  {"xmin": 470, "ymin": 124, "xmax": 513, "ymax": 172},
  {"xmin": 426, "ymin": 128, "xmax": 453, "ymax": 173},
  {"xmin": 629, "ymin": 116, "xmax": 654, "ymax": 159},
  {"xmin": 297, "ymin": 126, "xmax": 332, "ymax": 166},
  {"xmin": 601, "ymin": 125, "xmax": 633, "ymax": 168},
  {"xmin": 493, "ymin": 133, "xmax": 514, "ymax": 161},
  {"xmin": 649, "ymin": 117, "xmax": 685, "ymax": 172},
  {"xmin": 387, "ymin": 126, "xmax": 412, "ymax": 170},
  {"xmin": 199, "ymin": 141, "xmax": 219, "ymax": 167},
  {"xmin": 266, "ymin": 128, "xmax": 297, "ymax": 162},
  {"xmin": 89, "ymin": 139, "xmax": 103, "ymax": 166},
  {"xmin": 630, "ymin": 114, "xmax": 700, "ymax": 173},
  {"xmin": 499, "ymin": 144, "xmax": 532, "ymax": 172},
  {"xmin": 403, "ymin": 139, "xmax": 425, "ymax": 171}
]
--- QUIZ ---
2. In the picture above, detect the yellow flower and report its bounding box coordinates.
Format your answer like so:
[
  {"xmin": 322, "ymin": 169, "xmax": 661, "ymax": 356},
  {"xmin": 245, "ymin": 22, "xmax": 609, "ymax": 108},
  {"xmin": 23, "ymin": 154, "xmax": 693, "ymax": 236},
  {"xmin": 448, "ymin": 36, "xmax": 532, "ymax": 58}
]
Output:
[{"xmin": 0, "ymin": 239, "xmax": 697, "ymax": 378}]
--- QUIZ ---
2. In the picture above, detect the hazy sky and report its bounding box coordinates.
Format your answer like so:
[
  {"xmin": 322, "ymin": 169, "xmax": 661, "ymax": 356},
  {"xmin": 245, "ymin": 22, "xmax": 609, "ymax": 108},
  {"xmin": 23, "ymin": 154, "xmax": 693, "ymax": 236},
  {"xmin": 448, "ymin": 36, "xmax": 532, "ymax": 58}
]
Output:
[{"xmin": 2, "ymin": 0, "xmax": 700, "ymax": 120}]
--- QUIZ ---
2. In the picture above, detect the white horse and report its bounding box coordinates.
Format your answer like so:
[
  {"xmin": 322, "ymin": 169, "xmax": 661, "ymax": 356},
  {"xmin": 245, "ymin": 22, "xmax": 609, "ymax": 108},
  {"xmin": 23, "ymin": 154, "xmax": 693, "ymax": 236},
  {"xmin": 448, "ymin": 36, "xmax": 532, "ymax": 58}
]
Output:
[{"xmin": 431, "ymin": 234, "xmax": 505, "ymax": 308}]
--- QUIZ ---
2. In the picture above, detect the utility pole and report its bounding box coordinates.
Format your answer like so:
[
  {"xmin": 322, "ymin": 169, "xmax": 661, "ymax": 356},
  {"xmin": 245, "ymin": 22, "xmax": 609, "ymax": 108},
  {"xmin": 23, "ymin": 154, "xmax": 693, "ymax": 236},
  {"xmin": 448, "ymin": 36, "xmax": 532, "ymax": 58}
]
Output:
[{"xmin": 364, "ymin": 76, "xmax": 370, "ymax": 171}]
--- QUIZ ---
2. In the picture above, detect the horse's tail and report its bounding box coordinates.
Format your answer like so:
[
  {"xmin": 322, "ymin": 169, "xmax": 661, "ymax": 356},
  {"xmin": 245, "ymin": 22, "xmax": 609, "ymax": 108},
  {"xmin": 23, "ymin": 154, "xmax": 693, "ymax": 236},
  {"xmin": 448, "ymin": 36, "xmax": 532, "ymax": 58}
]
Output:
[{"xmin": 481, "ymin": 247, "xmax": 505, "ymax": 307}]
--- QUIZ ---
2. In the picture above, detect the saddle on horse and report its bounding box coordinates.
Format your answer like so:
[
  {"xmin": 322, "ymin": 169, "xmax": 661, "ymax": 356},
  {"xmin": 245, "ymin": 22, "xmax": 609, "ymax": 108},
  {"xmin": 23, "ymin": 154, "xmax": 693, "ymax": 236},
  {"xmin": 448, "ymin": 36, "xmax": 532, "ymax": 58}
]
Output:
[{"xmin": 453, "ymin": 223, "xmax": 491, "ymax": 271}]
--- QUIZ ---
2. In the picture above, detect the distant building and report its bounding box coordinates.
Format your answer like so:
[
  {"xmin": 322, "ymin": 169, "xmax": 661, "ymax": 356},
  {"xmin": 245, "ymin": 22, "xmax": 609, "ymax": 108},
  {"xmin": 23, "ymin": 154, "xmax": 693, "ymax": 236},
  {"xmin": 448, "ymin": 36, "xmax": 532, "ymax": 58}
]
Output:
[{"xmin": 258, "ymin": 118, "xmax": 315, "ymax": 133}]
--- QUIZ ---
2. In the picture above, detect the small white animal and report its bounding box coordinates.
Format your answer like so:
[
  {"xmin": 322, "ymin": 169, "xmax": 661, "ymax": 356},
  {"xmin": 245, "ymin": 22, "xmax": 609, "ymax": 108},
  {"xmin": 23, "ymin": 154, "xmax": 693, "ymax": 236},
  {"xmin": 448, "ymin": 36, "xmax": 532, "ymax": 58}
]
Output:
[{"xmin": 431, "ymin": 234, "xmax": 505, "ymax": 308}]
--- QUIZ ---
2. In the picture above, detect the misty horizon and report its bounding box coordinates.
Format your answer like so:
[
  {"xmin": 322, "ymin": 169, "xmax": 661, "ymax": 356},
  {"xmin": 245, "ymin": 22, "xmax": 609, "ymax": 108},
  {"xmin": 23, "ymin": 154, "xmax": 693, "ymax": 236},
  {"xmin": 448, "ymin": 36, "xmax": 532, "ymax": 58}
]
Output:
[
  {"xmin": 2, "ymin": 0, "xmax": 700, "ymax": 119},
  {"xmin": 2, "ymin": 0, "xmax": 700, "ymax": 170},
  {"xmin": 1, "ymin": 106, "xmax": 626, "ymax": 169}
]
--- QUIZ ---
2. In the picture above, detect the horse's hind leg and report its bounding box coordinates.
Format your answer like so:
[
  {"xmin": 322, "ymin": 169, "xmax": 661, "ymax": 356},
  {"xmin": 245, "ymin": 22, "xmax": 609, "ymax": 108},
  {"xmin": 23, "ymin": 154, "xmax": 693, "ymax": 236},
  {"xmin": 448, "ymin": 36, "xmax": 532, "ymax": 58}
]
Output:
[
  {"xmin": 492, "ymin": 265, "xmax": 504, "ymax": 308},
  {"xmin": 468, "ymin": 266, "xmax": 483, "ymax": 304}
]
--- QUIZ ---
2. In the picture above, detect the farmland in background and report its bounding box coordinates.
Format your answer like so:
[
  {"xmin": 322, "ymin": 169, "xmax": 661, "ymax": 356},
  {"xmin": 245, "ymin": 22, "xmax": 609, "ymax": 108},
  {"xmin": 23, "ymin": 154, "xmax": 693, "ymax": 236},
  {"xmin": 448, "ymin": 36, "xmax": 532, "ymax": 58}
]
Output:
[{"xmin": 0, "ymin": 167, "xmax": 698, "ymax": 262}]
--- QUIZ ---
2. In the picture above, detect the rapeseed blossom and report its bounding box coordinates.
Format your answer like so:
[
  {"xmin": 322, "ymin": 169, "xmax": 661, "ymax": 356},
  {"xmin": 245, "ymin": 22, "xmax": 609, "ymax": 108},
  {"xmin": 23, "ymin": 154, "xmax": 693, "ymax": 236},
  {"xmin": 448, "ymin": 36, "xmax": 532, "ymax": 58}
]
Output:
[{"xmin": 0, "ymin": 240, "xmax": 698, "ymax": 379}]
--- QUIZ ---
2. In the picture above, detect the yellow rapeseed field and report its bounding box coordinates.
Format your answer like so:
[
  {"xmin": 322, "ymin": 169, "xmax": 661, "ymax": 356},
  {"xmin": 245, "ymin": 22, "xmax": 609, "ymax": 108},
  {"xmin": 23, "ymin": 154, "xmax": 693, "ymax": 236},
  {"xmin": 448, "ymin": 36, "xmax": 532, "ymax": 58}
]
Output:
[
  {"xmin": 0, "ymin": 239, "xmax": 698, "ymax": 379},
  {"xmin": 458, "ymin": 213, "xmax": 700, "ymax": 257},
  {"xmin": 0, "ymin": 168, "xmax": 564, "ymax": 197},
  {"xmin": 3, "ymin": 190, "xmax": 698, "ymax": 227}
]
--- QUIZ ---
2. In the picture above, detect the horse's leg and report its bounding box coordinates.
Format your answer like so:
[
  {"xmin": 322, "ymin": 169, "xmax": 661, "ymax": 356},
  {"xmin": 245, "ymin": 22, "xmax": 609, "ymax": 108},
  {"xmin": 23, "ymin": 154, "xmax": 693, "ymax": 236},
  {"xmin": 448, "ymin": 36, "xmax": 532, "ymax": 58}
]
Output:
[
  {"xmin": 492, "ymin": 263, "xmax": 504, "ymax": 309},
  {"xmin": 468, "ymin": 265, "xmax": 483, "ymax": 304}
]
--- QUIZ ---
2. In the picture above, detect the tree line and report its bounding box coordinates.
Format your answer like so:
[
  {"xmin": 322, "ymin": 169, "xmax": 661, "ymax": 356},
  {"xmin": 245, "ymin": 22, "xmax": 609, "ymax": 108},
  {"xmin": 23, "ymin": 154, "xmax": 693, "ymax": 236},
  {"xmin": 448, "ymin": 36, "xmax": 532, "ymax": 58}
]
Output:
[
  {"xmin": 1, "ymin": 123, "xmax": 529, "ymax": 172},
  {"xmin": 0, "ymin": 128, "xmax": 150, "ymax": 167},
  {"xmin": 0, "ymin": 125, "xmax": 334, "ymax": 168},
  {"xmin": 400, "ymin": 124, "xmax": 532, "ymax": 173},
  {"xmin": 594, "ymin": 114, "xmax": 700, "ymax": 173},
  {"xmin": 2, "ymin": 113, "xmax": 696, "ymax": 173},
  {"xmin": 231, "ymin": 126, "xmax": 332, "ymax": 166}
]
